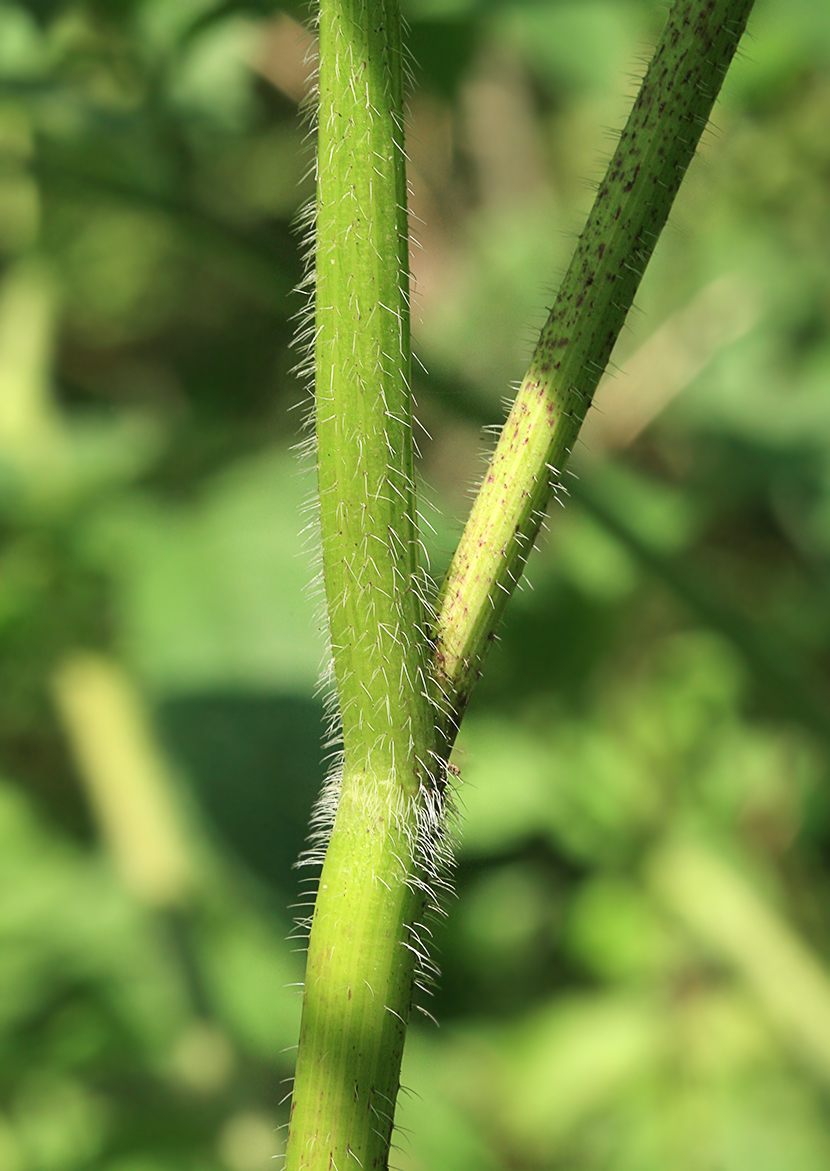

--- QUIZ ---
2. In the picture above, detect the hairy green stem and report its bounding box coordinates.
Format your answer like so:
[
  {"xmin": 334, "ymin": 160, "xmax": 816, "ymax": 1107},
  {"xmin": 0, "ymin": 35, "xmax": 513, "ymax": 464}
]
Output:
[
  {"xmin": 433, "ymin": 0, "xmax": 755, "ymax": 742},
  {"xmin": 313, "ymin": 0, "xmax": 429, "ymax": 766},
  {"xmin": 287, "ymin": 1, "xmax": 756, "ymax": 1168},
  {"xmin": 285, "ymin": 2, "xmax": 436, "ymax": 1170}
]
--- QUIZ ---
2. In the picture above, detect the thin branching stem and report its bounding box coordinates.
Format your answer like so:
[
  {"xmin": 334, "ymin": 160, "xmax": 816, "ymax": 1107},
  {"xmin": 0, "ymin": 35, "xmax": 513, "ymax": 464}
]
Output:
[{"xmin": 433, "ymin": 0, "xmax": 755, "ymax": 748}]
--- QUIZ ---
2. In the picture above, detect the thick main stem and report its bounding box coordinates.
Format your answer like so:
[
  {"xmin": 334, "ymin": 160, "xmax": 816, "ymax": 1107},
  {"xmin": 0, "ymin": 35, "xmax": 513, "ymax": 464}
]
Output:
[{"xmin": 285, "ymin": 2, "xmax": 436, "ymax": 1170}]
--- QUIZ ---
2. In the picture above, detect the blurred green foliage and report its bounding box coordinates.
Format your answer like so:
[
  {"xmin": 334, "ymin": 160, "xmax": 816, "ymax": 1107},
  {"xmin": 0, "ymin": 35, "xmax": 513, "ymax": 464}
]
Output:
[{"xmin": 1, "ymin": 0, "xmax": 830, "ymax": 1167}]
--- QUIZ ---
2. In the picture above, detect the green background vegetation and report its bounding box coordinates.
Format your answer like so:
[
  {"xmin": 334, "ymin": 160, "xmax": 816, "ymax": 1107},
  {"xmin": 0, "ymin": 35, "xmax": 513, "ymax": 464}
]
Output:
[{"xmin": 2, "ymin": 0, "xmax": 830, "ymax": 1168}]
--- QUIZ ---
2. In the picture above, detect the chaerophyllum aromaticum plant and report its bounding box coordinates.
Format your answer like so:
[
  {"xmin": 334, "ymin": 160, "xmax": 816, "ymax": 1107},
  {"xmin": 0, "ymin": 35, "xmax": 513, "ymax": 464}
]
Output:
[{"xmin": 284, "ymin": 1, "xmax": 756, "ymax": 1169}]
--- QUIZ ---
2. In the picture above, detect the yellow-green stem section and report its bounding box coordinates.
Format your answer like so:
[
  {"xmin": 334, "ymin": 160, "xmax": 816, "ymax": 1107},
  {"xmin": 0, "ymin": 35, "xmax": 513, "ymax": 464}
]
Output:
[
  {"xmin": 287, "ymin": 782, "xmax": 423, "ymax": 1171},
  {"xmin": 434, "ymin": 0, "xmax": 755, "ymax": 739},
  {"xmin": 285, "ymin": 2, "xmax": 436, "ymax": 1169}
]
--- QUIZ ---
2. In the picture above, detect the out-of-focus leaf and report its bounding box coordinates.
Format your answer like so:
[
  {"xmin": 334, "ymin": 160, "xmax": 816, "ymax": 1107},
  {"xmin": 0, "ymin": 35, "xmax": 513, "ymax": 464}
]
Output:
[{"xmin": 86, "ymin": 447, "xmax": 323, "ymax": 695}]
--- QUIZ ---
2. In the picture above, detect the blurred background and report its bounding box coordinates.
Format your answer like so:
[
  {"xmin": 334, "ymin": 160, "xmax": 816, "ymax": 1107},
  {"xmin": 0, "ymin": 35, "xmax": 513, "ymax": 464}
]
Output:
[{"xmin": 1, "ymin": 0, "xmax": 830, "ymax": 1167}]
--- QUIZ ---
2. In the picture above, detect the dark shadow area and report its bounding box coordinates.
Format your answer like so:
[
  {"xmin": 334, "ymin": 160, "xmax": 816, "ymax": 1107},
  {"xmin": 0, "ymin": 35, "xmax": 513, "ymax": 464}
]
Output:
[{"xmin": 158, "ymin": 692, "xmax": 326, "ymax": 894}]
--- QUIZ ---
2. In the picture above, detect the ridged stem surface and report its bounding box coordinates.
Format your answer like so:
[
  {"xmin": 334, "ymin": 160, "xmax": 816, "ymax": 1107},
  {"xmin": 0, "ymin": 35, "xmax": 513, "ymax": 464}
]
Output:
[{"xmin": 285, "ymin": 2, "xmax": 436, "ymax": 1170}]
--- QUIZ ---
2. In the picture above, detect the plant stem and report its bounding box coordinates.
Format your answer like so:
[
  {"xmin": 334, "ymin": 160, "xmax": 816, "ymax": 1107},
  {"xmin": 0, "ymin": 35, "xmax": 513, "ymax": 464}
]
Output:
[
  {"xmin": 285, "ymin": 2, "xmax": 437, "ymax": 1169},
  {"xmin": 287, "ymin": 1, "xmax": 756, "ymax": 1168},
  {"xmin": 433, "ymin": 0, "xmax": 755, "ymax": 744}
]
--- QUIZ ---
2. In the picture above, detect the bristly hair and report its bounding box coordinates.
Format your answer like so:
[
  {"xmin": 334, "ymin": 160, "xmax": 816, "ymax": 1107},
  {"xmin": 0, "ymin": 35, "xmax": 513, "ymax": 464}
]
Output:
[
  {"xmin": 288, "ymin": 0, "xmax": 346, "ymax": 900},
  {"xmin": 287, "ymin": 0, "xmax": 456, "ymax": 1014}
]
